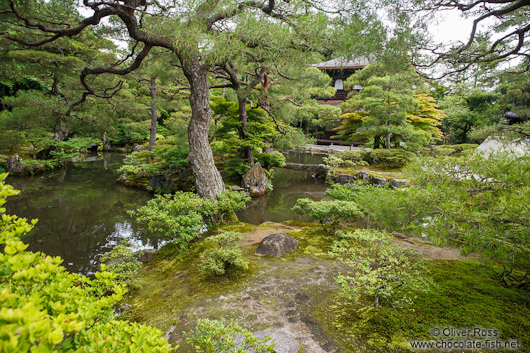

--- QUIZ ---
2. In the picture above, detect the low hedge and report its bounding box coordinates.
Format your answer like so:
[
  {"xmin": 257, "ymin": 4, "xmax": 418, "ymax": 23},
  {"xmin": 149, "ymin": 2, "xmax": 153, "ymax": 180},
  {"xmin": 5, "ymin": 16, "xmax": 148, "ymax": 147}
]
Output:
[{"xmin": 366, "ymin": 149, "xmax": 415, "ymax": 168}]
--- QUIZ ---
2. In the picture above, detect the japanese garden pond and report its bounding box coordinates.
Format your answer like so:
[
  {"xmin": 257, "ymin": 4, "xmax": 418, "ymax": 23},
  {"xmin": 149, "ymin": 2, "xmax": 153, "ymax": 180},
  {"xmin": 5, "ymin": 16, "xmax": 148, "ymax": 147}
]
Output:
[{"xmin": 6, "ymin": 151, "xmax": 328, "ymax": 274}]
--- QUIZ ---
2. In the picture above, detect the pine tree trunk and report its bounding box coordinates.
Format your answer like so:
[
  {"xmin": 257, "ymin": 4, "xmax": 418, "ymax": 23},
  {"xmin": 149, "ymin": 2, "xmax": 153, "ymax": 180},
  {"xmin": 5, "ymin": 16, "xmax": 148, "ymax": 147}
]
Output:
[
  {"xmin": 182, "ymin": 57, "xmax": 225, "ymax": 199},
  {"xmin": 237, "ymin": 91, "xmax": 254, "ymax": 165},
  {"xmin": 374, "ymin": 135, "xmax": 380, "ymax": 149},
  {"xmin": 148, "ymin": 76, "xmax": 157, "ymax": 151},
  {"xmin": 386, "ymin": 120, "xmax": 392, "ymax": 149}
]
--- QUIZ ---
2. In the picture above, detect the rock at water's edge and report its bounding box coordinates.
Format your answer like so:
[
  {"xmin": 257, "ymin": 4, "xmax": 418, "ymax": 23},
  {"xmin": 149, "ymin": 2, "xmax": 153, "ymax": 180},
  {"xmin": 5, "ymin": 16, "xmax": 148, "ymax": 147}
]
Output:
[
  {"xmin": 333, "ymin": 174, "xmax": 355, "ymax": 184},
  {"xmin": 148, "ymin": 174, "xmax": 174, "ymax": 193},
  {"xmin": 356, "ymin": 170, "xmax": 372, "ymax": 183},
  {"xmin": 256, "ymin": 233, "xmax": 299, "ymax": 258},
  {"xmin": 6, "ymin": 154, "xmax": 27, "ymax": 175},
  {"xmin": 242, "ymin": 162, "xmax": 268, "ymax": 197}
]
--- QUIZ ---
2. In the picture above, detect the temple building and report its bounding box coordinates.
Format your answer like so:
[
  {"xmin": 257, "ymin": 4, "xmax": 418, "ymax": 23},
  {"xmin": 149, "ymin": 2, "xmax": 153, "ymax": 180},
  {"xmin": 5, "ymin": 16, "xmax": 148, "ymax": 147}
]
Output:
[
  {"xmin": 310, "ymin": 57, "xmax": 370, "ymax": 144},
  {"xmin": 315, "ymin": 57, "xmax": 371, "ymax": 106}
]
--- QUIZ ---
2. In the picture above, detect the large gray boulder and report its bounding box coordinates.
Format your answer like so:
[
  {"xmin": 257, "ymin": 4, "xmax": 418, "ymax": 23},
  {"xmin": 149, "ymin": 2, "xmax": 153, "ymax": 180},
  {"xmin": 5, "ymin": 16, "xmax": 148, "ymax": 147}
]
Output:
[
  {"xmin": 242, "ymin": 162, "xmax": 268, "ymax": 197},
  {"xmin": 372, "ymin": 176, "xmax": 388, "ymax": 186},
  {"xmin": 389, "ymin": 178, "xmax": 410, "ymax": 188},
  {"xmin": 253, "ymin": 331, "xmax": 301, "ymax": 353},
  {"xmin": 148, "ymin": 174, "xmax": 174, "ymax": 193},
  {"xmin": 256, "ymin": 233, "xmax": 298, "ymax": 257},
  {"xmin": 356, "ymin": 170, "xmax": 372, "ymax": 183},
  {"xmin": 476, "ymin": 136, "xmax": 529, "ymax": 158},
  {"xmin": 6, "ymin": 154, "xmax": 27, "ymax": 175},
  {"xmin": 333, "ymin": 174, "xmax": 355, "ymax": 184}
]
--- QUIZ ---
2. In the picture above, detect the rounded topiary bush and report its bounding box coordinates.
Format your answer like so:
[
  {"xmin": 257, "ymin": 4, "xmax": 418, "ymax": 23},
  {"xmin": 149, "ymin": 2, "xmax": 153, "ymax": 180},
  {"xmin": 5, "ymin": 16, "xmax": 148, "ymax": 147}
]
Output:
[
  {"xmin": 366, "ymin": 149, "xmax": 415, "ymax": 168},
  {"xmin": 335, "ymin": 151, "xmax": 368, "ymax": 163}
]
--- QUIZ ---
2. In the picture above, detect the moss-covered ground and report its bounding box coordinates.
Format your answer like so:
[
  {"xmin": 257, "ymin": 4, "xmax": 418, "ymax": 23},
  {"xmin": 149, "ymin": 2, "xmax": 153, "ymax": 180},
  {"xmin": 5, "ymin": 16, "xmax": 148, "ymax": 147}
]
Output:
[{"xmin": 124, "ymin": 223, "xmax": 530, "ymax": 352}]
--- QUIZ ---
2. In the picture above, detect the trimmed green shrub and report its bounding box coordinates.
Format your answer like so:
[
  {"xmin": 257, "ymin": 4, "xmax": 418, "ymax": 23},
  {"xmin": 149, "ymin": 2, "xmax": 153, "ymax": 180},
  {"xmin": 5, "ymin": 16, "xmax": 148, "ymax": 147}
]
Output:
[
  {"xmin": 323, "ymin": 155, "xmax": 368, "ymax": 168},
  {"xmin": 222, "ymin": 158, "xmax": 250, "ymax": 178},
  {"xmin": 335, "ymin": 150, "xmax": 367, "ymax": 163},
  {"xmin": 118, "ymin": 142, "xmax": 191, "ymax": 182},
  {"xmin": 131, "ymin": 190, "xmax": 250, "ymax": 251},
  {"xmin": 326, "ymin": 184, "xmax": 429, "ymax": 231},
  {"xmin": 322, "ymin": 155, "xmax": 344, "ymax": 167},
  {"xmin": 366, "ymin": 149, "xmax": 415, "ymax": 168},
  {"xmin": 198, "ymin": 232, "xmax": 248, "ymax": 276},
  {"xmin": 425, "ymin": 144, "xmax": 478, "ymax": 157},
  {"xmin": 292, "ymin": 198, "xmax": 363, "ymax": 234},
  {"xmin": 255, "ymin": 151, "xmax": 286, "ymax": 169}
]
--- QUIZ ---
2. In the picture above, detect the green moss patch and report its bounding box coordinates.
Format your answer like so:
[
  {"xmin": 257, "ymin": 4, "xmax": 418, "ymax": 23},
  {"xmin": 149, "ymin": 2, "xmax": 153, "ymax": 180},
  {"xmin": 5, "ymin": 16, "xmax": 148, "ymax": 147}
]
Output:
[
  {"xmin": 323, "ymin": 260, "xmax": 530, "ymax": 352},
  {"xmin": 125, "ymin": 223, "xmax": 530, "ymax": 353},
  {"xmin": 125, "ymin": 223, "xmax": 343, "ymax": 351}
]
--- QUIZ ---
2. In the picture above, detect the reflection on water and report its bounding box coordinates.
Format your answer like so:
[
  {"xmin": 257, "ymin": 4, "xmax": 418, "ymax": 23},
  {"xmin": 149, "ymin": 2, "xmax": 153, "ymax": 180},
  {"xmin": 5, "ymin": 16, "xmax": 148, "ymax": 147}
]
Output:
[
  {"xmin": 237, "ymin": 151, "xmax": 328, "ymax": 224},
  {"xmin": 5, "ymin": 150, "xmax": 329, "ymax": 273},
  {"xmin": 6, "ymin": 153, "xmax": 166, "ymax": 275}
]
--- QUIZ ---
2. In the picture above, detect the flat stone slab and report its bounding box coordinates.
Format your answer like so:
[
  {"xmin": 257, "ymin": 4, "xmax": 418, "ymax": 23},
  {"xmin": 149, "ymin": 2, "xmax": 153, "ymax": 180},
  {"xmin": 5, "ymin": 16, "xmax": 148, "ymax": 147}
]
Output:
[
  {"xmin": 256, "ymin": 233, "xmax": 299, "ymax": 257},
  {"xmin": 254, "ymin": 331, "xmax": 301, "ymax": 353}
]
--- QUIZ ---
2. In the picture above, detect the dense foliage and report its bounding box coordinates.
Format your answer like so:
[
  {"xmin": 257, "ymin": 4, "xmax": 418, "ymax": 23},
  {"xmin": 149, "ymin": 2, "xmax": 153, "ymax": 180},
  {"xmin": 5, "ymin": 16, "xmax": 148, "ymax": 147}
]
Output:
[
  {"xmin": 337, "ymin": 64, "xmax": 444, "ymax": 149},
  {"xmin": 292, "ymin": 198, "xmax": 363, "ymax": 234},
  {"xmin": 198, "ymin": 232, "xmax": 248, "ymax": 276},
  {"xmin": 100, "ymin": 241, "xmax": 143, "ymax": 291},
  {"xmin": 0, "ymin": 174, "xmax": 173, "ymax": 352},
  {"xmin": 328, "ymin": 152, "xmax": 530, "ymax": 285},
  {"xmin": 331, "ymin": 229, "xmax": 431, "ymax": 307},
  {"xmin": 118, "ymin": 138, "xmax": 193, "ymax": 192},
  {"xmin": 185, "ymin": 319, "xmax": 274, "ymax": 353},
  {"xmin": 131, "ymin": 191, "xmax": 250, "ymax": 251}
]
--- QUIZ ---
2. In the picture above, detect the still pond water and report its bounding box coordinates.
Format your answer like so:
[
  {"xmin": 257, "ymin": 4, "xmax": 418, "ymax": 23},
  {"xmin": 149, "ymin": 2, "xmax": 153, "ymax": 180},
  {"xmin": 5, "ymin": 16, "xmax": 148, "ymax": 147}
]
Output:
[{"xmin": 6, "ymin": 151, "xmax": 327, "ymax": 274}]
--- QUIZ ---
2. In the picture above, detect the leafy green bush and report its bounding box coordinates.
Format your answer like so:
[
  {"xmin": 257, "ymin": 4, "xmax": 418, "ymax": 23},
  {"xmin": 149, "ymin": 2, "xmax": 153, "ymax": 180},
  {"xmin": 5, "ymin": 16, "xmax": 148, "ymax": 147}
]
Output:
[
  {"xmin": 331, "ymin": 229, "xmax": 431, "ymax": 307},
  {"xmin": 366, "ymin": 149, "xmax": 415, "ymax": 168},
  {"xmin": 186, "ymin": 319, "xmax": 275, "ymax": 353},
  {"xmin": 325, "ymin": 183, "xmax": 365, "ymax": 200},
  {"xmin": 119, "ymin": 142, "xmax": 190, "ymax": 176},
  {"xmin": 131, "ymin": 192, "xmax": 206, "ymax": 250},
  {"xmin": 222, "ymin": 158, "xmax": 251, "ymax": 178},
  {"xmin": 0, "ymin": 130, "xmax": 25, "ymax": 152},
  {"xmin": 100, "ymin": 240, "xmax": 143, "ymax": 291},
  {"xmin": 55, "ymin": 137, "xmax": 100, "ymax": 153},
  {"xmin": 272, "ymin": 127, "xmax": 315, "ymax": 149},
  {"xmin": 338, "ymin": 154, "xmax": 530, "ymax": 283},
  {"xmin": 0, "ymin": 173, "xmax": 173, "ymax": 353},
  {"xmin": 118, "ymin": 141, "xmax": 193, "ymax": 191},
  {"xmin": 131, "ymin": 190, "xmax": 250, "ymax": 251},
  {"xmin": 323, "ymin": 155, "xmax": 368, "ymax": 168},
  {"xmin": 322, "ymin": 155, "xmax": 344, "ymax": 167},
  {"xmin": 292, "ymin": 198, "xmax": 363, "ymax": 234},
  {"xmin": 335, "ymin": 151, "xmax": 367, "ymax": 163},
  {"xmin": 198, "ymin": 232, "xmax": 248, "ymax": 276},
  {"xmin": 208, "ymin": 190, "xmax": 252, "ymax": 224},
  {"xmin": 255, "ymin": 151, "xmax": 286, "ymax": 169},
  {"xmin": 0, "ymin": 154, "xmax": 7, "ymax": 166},
  {"xmin": 326, "ymin": 184, "xmax": 431, "ymax": 230},
  {"xmin": 425, "ymin": 144, "xmax": 478, "ymax": 157}
]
